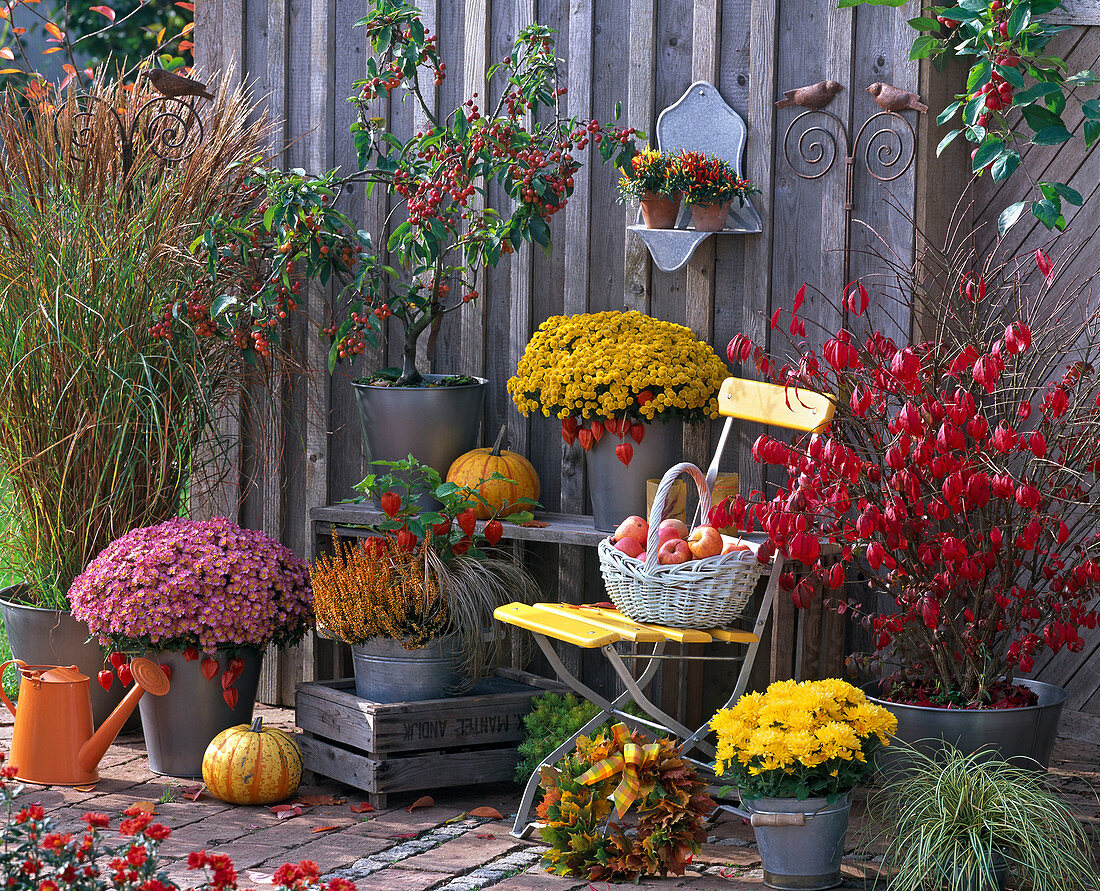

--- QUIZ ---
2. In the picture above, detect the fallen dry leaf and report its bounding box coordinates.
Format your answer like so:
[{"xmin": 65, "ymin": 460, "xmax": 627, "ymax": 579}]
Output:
[
  {"xmin": 125, "ymin": 801, "xmax": 157, "ymax": 816},
  {"xmin": 519, "ymin": 520, "xmax": 549, "ymax": 527},
  {"xmin": 270, "ymin": 805, "xmax": 302, "ymax": 820},
  {"xmin": 311, "ymin": 825, "xmax": 342, "ymax": 833},
  {"xmin": 350, "ymin": 802, "xmax": 375, "ymax": 814},
  {"xmin": 74, "ymin": 784, "xmax": 97, "ymax": 793},
  {"xmin": 246, "ymin": 870, "xmax": 274, "ymax": 885},
  {"xmin": 475, "ymin": 833, "xmax": 496, "ymax": 839},
  {"xmin": 468, "ymin": 806, "xmax": 503, "ymax": 820},
  {"xmin": 389, "ymin": 832, "xmax": 418, "ymax": 840},
  {"xmin": 181, "ymin": 784, "xmax": 204, "ymax": 801},
  {"xmin": 406, "ymin": 795, "xmax": 434, "ymax": 812},
  {"xmin": 295, "ymin": 794, "xmax": 346, "ymax": 807}
]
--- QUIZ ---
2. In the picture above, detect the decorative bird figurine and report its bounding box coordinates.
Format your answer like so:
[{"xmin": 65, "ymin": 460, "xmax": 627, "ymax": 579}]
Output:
[
  {"xmin": 142, "ymin": 68, "xmax": 215, "ymax": 101},
  {"xmin": 866, "ymin": 82, "xmax": 927, "ymax": 114},
  {"xmin": 776, "ymin": 80, "xmax": 844, "ymax": 110}
]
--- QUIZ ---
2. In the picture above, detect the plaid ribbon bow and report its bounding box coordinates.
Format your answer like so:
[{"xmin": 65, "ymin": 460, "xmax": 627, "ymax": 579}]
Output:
[{"xmin": 576, "ymin": 723, "xmax": 660, "ymax": 819}]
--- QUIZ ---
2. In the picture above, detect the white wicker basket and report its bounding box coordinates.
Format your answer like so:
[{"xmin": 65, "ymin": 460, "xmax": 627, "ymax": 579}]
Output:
[{"xmin": 597, "ymin": 462, "xmax": 765, "ymax": 628}]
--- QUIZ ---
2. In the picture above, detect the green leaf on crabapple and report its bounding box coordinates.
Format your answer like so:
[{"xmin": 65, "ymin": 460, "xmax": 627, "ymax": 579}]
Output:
[
  {"xmin": 936, "ymin": 101, "xmax": 962, "ymax": 126},
  {"xmin": 971, "ymin": 139, "xmax": 1004, "ymax": 172},
  {"xmin": 1031, "ymin": 197, "xmax": 1060, "ymax": 229},
  {"xmin": 908, "ymin": 16, "xmax": 941, "ymax": 30},
  {"xmin": 990, "ymin": 150, "xmax": 1020, "ymax": 181},
  {"xmin": 966, "ymin": 60, "xmax": 992, "ymax": 93},
  {"xmin": 937, "ymin": 129, "xmax": 962, "ymax": 156},
  {"xmin": 1007, "ymin": 3, "xmax": 1030, "ymax": 39},
  {"xmin": 1046, "ymin": 182, "xmax": 1083, "ymax": 206},
  {"xmin": 1031, "ymin": 125, "xmax": 1072, "ymax": 145},
  {"xmin": 997, "ymin": 201, "xmax": 1026, "ymax": 238},
  {"xmin": 1085, "ymin": 120, "xmax": 1100, "ymax": 148},
  {"xmin": 1012, "ymin": 81, "xmax": 1060, "ymax": 106}
]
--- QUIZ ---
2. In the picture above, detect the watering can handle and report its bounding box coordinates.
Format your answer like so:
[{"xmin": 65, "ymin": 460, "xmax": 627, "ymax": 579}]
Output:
[
  {"xmin": 750, "ymin": 812, "xmax": 806, "ymax": 827},
  {"xmin": 0, "ymin": 659, "xmax": 24, "ymax": 718}
]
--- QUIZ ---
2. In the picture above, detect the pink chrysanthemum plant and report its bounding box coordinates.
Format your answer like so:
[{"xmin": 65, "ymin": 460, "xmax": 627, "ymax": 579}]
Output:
[{"xmin": 69, "ymin": 517, "xmax": 313, "ymax": 699}]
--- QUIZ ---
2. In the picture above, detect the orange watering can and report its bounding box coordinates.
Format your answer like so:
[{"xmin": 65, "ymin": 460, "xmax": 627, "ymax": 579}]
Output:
[{"xmin": 0, "ymin": 657, "xmax": 170, "ymax": 785}]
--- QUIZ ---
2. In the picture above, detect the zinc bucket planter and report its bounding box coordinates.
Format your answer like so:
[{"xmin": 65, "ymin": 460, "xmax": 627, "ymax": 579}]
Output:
[
  {"xmin": 864, "ymin": 678, "xmax": 1066, "ymax": 772},
  {"xmin": 352, "ymin": 375, "xmax": 487, "ymax": 496},
  {"xmin": 350, "ymin": 635, "xmax": 462, "ymax": 703},
  {"xmin": 745, "ymin": 794, "xmax": 851, "ymax": 890},
  {"xmin": 584, "ymin": 419, "xmax": 682, "ymax": 532},
  {"xmin": 0, "ymin": 584, "xmax": 137, "ymax": 732},
  {"xmin": 139, "ymin": 647, "xmax": 263, "ymax": 778}
]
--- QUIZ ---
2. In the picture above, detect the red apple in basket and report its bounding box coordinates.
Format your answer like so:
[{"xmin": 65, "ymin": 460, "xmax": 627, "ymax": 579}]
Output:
[
  {"xmin": 613, "ymin": 515, "xmax": 649, "ymax": 546},
  {"xmin": 637, "ymin": 550, "xmax": 647, "ymax": 562},
  {"xmin": 613, "ymin": 536, "xmax": 644, "ymax": 558},
  {"xmin": 688, "ymin": 525, "xmax": 723, "ymax": 559},
  {"xmin": 658, "ymin": 538, "xmax": 692, "ymax": 565},
  {"xmin": 722, "ymin": 535, "xmax": 752, "ymax": 555},
  {"xmin": 658, "ymin": 518, "xmax": 688, "ymax": 539}
]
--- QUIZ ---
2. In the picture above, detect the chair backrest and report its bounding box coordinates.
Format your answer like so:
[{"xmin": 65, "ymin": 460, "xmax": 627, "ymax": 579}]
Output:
[{"xmin": 717, "ymin": 377, "xmax": 834, "ymax": 433}]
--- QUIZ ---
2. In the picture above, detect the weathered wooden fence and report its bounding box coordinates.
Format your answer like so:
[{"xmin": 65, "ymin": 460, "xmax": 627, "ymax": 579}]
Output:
[{"xmin": 193, "ymin": 0, "xmax": 981, "ymax": 710}]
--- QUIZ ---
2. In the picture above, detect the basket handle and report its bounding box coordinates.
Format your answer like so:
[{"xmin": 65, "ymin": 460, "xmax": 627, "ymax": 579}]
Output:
[{"xmin": 644, "ymin": 462, "xmax": 713, "ymax": 572}]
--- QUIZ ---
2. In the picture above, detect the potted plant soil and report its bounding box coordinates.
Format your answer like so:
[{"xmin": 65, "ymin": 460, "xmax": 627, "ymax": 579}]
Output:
[
  {"xmin": 508, "ymin": 310, "xmax": 729, "ymax": 530},
  {"xmin": 311, "ymin": 457, "xmax": 538, "ymax": 701},
  {"xmin": 0, "ymin": 80, "xmax": 264, "ymax": 728},
  {"xmin": 873, "ymin": 743, "xmax": 1100, "ymax": 891},
  {"xmin": 717, "ymin": 215, "xmax": 1100, "ymax": 765},
  {"xmin": 68, "ymin": 517, "xmax": 314, "ymax": 778},
  {"xmin": 711, "ymin": 679, "xmax": 897, "ymax": 891},
  {"xmin": 202, "ymin": 0, "xmax": 640, "ymax": 478},
  {"xmin": 677, "ymin": 150, "xmax": 758, "ymax": 232},
  {"xmin": 617, "ymin": 145, "xmax": 682, "ymax": 228}
]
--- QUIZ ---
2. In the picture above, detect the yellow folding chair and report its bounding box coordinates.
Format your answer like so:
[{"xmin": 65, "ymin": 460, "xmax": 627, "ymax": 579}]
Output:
[{"xmin": 496, "ymin": 377, "xmax": 835, "ymax": 838}]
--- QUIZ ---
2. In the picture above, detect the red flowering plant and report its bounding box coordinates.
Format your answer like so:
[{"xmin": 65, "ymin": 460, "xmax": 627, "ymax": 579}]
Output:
[
  {"xmin": 200, "ymin": 0, "xmax": 639, "ymax": 382},
  {"xmin": 0, "ymin": 751, "xmax": 355, "ymax": 890},
  {"xmin": 717, "ymin": 234, "xmax": 1100, "ymax": 708}
]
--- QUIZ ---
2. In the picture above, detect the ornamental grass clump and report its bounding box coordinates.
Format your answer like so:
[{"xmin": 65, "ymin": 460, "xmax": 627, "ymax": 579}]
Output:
[
  {"xmin": 872, "ymin": 743, "xmax": 1100, "ymax": 891},
  {"xmin": 0, "ymin": 78, "xmax": 266, "ymax": 609},
  {"xmin": 508, "ymin": 310, "xmax": 728, "ymax": 464},
  {"xmin": 718, "ymin": 215, "xmax": 1100, "ymax": 708},
  {"xmin": 711, "ymin": 678, "xmax": 896, "ymax": 801},
  {"xmin": 68, "ymin": 517, "xmax": 313, "ymax": 655}
]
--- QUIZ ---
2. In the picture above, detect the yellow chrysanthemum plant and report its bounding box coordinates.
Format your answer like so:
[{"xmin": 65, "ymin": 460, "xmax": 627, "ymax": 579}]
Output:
[
  {"xmin": 711, "ymin": 678, "xmax": 897, "ymax": 801},
  {"xmin": 507, "ymin": 310, "xmax": 728, "ymax": 467}
]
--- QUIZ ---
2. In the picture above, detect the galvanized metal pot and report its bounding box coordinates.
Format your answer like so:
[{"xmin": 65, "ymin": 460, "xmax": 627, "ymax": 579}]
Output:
[
  {"xmin": 584, "ymin": 419, "xmax": 682, "ymax": 532},
  {"xmin": 864, "ymin": 678, "xmax": 1067, "ymax": 773},
  {"xmin": 352, "ymin": 375, "xmax": 487, "ymax": 500},
  {"xmin": 745, "ymin": 794, "xmax": 851, "ymax": 890},
  {"xmin": 351, "ymin": 635, "xmax": 462, "ymax": 703},
  {"xmin": 0, "ymin": 585, "xmax": 138, "ymax": 733},
  {"xmin": 138, "ymin": 647, "xmax": 262, "ymax": 778}
]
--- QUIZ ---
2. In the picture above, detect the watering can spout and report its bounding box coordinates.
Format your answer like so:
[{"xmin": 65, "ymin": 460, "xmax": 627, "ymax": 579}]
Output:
[{"xmin": 78, "ymin": 657, "xmax": 170, "ymax": 774}]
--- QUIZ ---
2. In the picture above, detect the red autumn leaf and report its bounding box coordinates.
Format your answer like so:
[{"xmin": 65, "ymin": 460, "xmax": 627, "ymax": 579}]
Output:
[
  {"xmin": 468, "ymin": 806, "xmax": 503, "ymax": 820},
  {"xmin": 222, "ymin": 687, "xmax": 239, "ymax": 709},
  {"xmin": 406, "ymin": 795, "xmax": 434, "ymax": 812},
  {"xmin": 350, "ymin": 802, "xmax": 375, "ymax": 814},
  {"xmin": 45, "ymin": 22, "xmax": 64, "ymax": 40},
  {"xmin": 90, "ymin": 5, "xmax": 115, "ymax": 20},
  {"xmin": 270, "ymin": 805, "xmax": 302, "ymax": 820},
  {"xmin": 311, "ymin": 825, "xmax": 341, "ymax": 833},
  {"xmin": 475, "ymin": 833, "xmax": 496, "ymax": 839},
  {"xmin": 125, "ymin": 801, "xmax": 156, "ymax": 816},
  {"xmin": 181, "ymin": 784, "xmax": 204, "ymax": 801},
  {"xmin": 295, "ymin": 794, "xmax": 345, "ymax": 807},
  {"xmin": 175, "ymin": 1, "xmax": 195, "ymax": 9},
  {"xmin": 1035, "ymin": 248, "xmax": 1054, "ymax": 282},
  {"xmin": 389, "ymin": 833, "xmax": 417, "ymax": 839},
  {"xmin": 201, "ymin": 657, "xmax": 219, "ymax": 680},
  {"xmin": 793, "ymin": 283, "xmax": 805, "ymax": 313},
  {"xmin": 519, "ymin": 520, "xmax": 549, "ymax": 527}
]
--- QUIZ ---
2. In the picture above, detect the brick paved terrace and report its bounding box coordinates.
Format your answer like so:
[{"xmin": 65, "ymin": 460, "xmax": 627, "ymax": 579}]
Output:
[{"xmin": 4, "ymin": 708, "xmax": 1099, "ymax": 890}]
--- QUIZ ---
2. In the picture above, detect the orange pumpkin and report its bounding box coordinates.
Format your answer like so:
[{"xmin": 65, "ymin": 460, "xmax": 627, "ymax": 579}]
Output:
[
  {"xmin": 202, "ymin": 716, "xmax": 302, "ymax": 805},
  {"xmin": 447, "ymin": 427, "xmax": 540, "ymax": 520}
]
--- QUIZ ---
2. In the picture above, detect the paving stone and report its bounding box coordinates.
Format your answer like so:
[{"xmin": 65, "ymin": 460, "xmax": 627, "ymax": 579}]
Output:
[
  {"xmin": 395, "ymin": 830, "xmax": 521, "ymax": 874},
  {"xmin": 356, "ymin": 806, "xmax": 467, "ymax": 838},
  {"xmin": 488, "ymin": 869, "xmax": 590, "ymax": 891},
  {"xmin": 348, "ymin": 868, "xmax": 447, "ymax": 891},
  {"xmin": 256, "ymin": 830, "xmax": 390, "ymax": 873}
]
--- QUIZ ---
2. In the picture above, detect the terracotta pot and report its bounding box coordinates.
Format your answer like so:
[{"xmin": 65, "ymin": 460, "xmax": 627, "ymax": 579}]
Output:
[
  {"xmin": 690, "ymin": 200, "xmax": 732, "ymax": 232},
  {"xmin": 639, "ymin": 192, "xmax": 681, "ymax": 229}
]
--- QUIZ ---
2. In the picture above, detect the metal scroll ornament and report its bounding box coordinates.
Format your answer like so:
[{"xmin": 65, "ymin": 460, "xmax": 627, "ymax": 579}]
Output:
[
  {"xmin": 62, "ymin": 93, "xmax": 205, "ymax": 177},
  {"xmin": 781, "ymin": 100, "xmax": 915, "ymax": 288}
]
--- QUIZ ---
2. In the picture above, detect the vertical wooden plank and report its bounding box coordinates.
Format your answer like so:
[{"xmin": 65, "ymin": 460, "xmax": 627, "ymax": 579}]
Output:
[
  {"xmin": 509, "ymin": 0, "xmax": 537, "ymax": 459},
  {"xmin": 623, "ymin": 0, "xmax": 657, "ymax": 313},
  {"xmin": 461, "ymin": 0, "xmax": 490, "ymax": 387},
  {"xmin": 558, "ymin": 0, "xmax": 594, "ymax": 682}
]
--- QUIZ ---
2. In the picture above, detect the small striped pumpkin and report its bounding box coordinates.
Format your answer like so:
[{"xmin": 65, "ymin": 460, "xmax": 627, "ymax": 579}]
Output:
[
  {"xmin": 202, "ymin": 717, "xmax": 302, "ymax": 805},
  {"xmin": 446, "ymin": 427, "xmax": 540, "ymax": 520}
]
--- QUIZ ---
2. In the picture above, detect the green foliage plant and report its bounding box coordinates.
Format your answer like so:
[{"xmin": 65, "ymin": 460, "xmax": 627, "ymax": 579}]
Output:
[
  {"xmin": 872, "ymin": 743, "xmax": 1100, "ymax": 891},
  {"xmin": 0, "ymin": 80, "xmax": 265, "ymax": 607},
  {"xmin": 202, "ymin": 0, "xmax": 640, "ymax": 384},
  {"xmin": 839, "ymin": 0, "xmax": 1098, "ymax": 236},
  {"xmin": 515, "ymin": 693, "xmax": 602, "ymax": 783}
]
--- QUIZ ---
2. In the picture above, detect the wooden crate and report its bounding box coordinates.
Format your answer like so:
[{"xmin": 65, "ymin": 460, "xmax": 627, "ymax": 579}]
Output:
[{"xmin": 295, "ymin": 668, "xmax": 563, "ymax": 807}]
